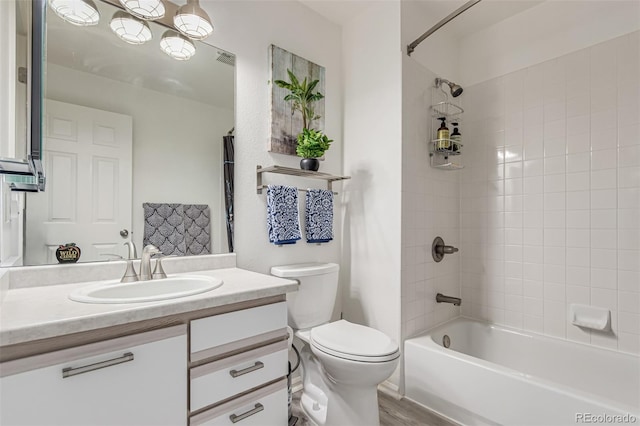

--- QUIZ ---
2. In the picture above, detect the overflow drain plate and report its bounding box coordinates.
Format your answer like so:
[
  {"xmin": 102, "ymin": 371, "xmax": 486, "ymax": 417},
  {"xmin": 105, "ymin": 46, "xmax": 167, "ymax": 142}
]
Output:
[{"xmin": 442, "ymin": 335, "xmax": 451, "ymax": 348}]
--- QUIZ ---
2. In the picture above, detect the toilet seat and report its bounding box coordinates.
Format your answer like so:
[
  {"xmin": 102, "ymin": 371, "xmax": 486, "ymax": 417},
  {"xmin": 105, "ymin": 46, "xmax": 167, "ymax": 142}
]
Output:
[{"xmin": 310, "ymin": 320, "xmax": 400, "ymax": 363}]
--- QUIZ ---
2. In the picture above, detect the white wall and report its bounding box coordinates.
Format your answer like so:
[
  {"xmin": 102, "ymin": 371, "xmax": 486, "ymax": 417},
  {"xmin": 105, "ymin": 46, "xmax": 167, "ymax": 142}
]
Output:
[
  {"xmin": 460, "ymin": 31, "xmax": 640, "ymax": 355},
  {"xmin": 45, "ymin": 64, "xmax": 233, "ymax": 255},
  {"xmin": 459, "ymin": 1, "xmax": 640, "ymax": 86},
  {"xmin": 197, "ymin": 1, "xmax": 344, "ymax": 278},
  {"xmin": 342, "ymin": 1, "xmax": 403, "ymax": 386},
  {"xmin": 401, "ymin": 0, "xmax": 461, "ymax": 84}
]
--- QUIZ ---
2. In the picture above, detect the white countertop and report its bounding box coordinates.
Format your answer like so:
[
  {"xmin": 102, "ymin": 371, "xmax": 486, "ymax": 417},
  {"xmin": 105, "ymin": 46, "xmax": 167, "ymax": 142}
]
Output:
[{"xmin": 0, "ymin": 268, "xmax": 297, "ymax": 347}]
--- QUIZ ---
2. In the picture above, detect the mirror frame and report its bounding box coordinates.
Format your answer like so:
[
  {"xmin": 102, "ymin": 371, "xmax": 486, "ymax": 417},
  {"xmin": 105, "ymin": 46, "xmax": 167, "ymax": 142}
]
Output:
[{"xmin": 1, "ymin": 0, "xmax": 46, "ymax": 192}]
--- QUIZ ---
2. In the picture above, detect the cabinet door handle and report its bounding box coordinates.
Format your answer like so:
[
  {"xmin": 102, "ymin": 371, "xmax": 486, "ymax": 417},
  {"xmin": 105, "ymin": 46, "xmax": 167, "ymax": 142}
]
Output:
[
  {"xmin": 229, "ymin": 361, "xmax": 264, "ymax": 378},
  {"xmin": 62, "ymin": 352, "xmax": 134, "ymax": 378},
  {"xmin": 229, "ymin": 403, "xmax": 264, "ymax": 423}
]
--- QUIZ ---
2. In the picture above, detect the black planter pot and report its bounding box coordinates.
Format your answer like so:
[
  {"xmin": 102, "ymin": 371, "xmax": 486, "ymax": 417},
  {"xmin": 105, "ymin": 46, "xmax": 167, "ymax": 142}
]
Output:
[{"xmin": 300, "ymin": 158, "xmax": 320, "ymax": 172}]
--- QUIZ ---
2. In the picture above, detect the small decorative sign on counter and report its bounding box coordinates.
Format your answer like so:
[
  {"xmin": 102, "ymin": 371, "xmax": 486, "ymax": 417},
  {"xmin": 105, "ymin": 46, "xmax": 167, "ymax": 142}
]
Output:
[{"xmin": 56, "ymin": 243, "xmax": 81, "ymax": 264}]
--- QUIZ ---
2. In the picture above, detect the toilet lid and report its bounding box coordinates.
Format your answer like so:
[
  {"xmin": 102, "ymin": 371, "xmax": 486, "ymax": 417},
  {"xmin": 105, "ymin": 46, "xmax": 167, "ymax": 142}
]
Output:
[{"xmin": 310, "ymin": 320, "xmax": 399, "ymax": 362}]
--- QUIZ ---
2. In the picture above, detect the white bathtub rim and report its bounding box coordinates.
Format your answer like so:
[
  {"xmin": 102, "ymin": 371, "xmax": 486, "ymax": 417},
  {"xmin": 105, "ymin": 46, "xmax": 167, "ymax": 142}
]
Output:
[{"xmin": 404, "ymin": 317, "xmax": 640, "ymax": 416}]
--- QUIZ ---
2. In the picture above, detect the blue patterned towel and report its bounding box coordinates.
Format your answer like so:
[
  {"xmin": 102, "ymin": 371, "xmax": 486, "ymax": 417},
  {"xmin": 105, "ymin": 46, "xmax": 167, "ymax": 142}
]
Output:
[
  {"xmin": 267, "ymin": 185, "xmax": 301, "ymax": 245},
  {"xmin": 305, "ymin": 189, "xmax": 333, "ymax": 243}
]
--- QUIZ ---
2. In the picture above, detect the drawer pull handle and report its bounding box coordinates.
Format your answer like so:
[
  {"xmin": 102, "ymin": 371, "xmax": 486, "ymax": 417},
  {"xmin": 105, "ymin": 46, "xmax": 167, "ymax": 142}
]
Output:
[
  {"xmin": 229, "ymin": 361, "xmax": 264, "ymax": 378},
  {"xmin": 229, "ymin": 403, "xmax": 264, "ymax": 423},
  {"xmin": 62, "ymin": 352, "xmax": 134, "ymax": 378}
]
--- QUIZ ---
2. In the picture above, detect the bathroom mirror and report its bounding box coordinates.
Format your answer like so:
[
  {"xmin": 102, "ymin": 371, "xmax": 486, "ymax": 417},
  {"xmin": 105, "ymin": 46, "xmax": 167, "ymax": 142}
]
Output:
[
  {"xmin": 17, "ymin": 0, "xmax": 235, "ymax": 266},
  {"xmin": 0, "ymin": 0, "xmax": 45, "ymax": 185}
]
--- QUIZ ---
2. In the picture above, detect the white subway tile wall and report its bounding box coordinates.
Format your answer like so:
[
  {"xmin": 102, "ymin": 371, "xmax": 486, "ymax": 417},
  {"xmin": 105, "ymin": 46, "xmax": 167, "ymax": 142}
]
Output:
[
  {"xmin": 401, "ymin": 58, "xmax": 460, "ymax": 340},
  {"xmin": 459, "ymin": 31, "xmax": 640, "ymax": 354}
]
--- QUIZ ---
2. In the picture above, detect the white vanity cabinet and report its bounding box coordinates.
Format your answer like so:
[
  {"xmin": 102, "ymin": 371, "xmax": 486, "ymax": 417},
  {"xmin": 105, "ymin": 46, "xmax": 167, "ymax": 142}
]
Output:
[
  {"xmin": 0, "ymin": 325, "xmax": 187, "ymax": 426},
  {"xmin": 188, "ymin": 301, "xmax": 288, "ymax": 425},
  {"xmin": 0, "ymin": 298, "xmax": 291, "ymax": 426}
]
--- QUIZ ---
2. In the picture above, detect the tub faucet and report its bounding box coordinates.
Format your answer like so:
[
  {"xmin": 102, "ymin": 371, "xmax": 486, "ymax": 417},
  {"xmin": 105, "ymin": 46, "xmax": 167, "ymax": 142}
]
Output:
[
  {"xmin": 139, "ymin": 244, "xmax": 161, "ymax": 281},
  {"xmin": 436, "ymin": 293, "xmax": 461, "ymax": 306}
]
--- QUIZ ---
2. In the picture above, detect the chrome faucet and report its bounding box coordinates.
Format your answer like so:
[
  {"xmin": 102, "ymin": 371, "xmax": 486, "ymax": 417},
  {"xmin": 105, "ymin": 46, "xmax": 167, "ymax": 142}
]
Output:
[
  {"xmin": 139, "ymin": 244, "xmax": 161, "ymax": 281},
  {"xmin": 436, "ymin": 293, "xmax": 461, "ymax": 306}
]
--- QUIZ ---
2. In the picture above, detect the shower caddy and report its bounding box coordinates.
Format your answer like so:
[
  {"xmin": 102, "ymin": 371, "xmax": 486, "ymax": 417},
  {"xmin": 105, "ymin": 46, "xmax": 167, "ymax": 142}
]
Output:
[{"xmin": 429, "ymin": 95, "xmax": 464, "ymax": 170}]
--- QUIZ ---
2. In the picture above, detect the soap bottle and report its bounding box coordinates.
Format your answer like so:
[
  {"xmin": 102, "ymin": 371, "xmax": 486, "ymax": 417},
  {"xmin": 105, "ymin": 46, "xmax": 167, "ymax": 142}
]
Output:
[
  {"xmin": 451, "ymin": 122, "xmax": 461, "ymax": 152},
  {"xmin": 437, "ymin": 117, "xmax": 450, "ymax": 150}
]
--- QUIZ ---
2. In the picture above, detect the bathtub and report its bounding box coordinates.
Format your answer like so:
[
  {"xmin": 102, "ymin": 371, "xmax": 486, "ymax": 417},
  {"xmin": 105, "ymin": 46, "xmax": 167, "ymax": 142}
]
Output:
[{"xmin": 404, "ymin": 318, "xmax": 640, "ymax": 426}]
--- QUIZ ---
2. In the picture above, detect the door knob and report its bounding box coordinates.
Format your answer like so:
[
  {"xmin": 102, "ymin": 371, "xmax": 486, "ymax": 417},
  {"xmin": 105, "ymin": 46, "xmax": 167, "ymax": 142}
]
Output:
[{"xmin": 120, "ymin": 229, "xmax": 129, "ymax": 238}]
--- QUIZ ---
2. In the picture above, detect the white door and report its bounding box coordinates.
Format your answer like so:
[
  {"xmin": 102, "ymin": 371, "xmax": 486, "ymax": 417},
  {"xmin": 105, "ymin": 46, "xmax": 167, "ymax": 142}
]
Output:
[{"xmin": 25, "ymin": 100, "xmax": 133, "ymax": 265}]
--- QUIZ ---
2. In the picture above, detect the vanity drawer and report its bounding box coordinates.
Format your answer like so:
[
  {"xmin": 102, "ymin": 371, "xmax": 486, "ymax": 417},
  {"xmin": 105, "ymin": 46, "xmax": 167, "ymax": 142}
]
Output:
[
  {"xmin": 190, "ymin": 302, "xmax": 287, "ymax": 360},
  {"xmin": 190, "ymin": 340, "xmax": 288, "ymax": 411},
  {"xmin": 0, "ymin": 326, "xmax": 187, "ymax": 426},
  {"xmin": 190, "ymin": 379, "xmax": 287, "ymax": 426}
]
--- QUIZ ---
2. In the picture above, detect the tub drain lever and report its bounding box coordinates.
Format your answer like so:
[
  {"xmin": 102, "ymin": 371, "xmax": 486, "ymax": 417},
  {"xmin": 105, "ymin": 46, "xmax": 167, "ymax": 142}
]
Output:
[{"xmin": 432, "ymin": 236, "xmax": 458, "ymax": 262}]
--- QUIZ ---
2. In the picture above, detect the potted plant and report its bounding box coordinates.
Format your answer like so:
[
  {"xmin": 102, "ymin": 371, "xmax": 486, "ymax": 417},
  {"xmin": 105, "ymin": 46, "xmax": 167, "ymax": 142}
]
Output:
[
  {"xmin": 275, "ymin": 69, "xmax": 332, "ymax": 170},
  {"xmin": 296, "ymin": 128, "xmax": 333, "ymax": 171}
]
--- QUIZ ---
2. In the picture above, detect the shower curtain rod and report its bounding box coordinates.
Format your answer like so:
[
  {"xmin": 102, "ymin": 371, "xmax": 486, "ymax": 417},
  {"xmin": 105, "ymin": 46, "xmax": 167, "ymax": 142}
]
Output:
[{"xmin": 407, "ymin": 0, "xmax": 482, "ymax": 56}]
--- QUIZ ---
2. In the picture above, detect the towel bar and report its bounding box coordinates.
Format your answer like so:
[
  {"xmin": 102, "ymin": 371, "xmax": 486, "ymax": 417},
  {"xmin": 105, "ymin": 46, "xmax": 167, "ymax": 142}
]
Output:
[{"xmin": 257, "ymin": 184, "xmax": 337, "ymax": 195}]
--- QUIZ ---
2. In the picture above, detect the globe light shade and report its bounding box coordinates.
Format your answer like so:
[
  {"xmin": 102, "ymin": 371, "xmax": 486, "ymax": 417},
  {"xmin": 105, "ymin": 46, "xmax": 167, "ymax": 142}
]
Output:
[
  {"xmin": 110, "ymin": 11, "xmax": 152, "ymax": 45},
  {"xmin": 119, "ymin": 0, "xmax": 165, "ymax": 20},
  {"xmin": 173, "ymin": 0, "xmax": 213, "ymax": 40},
  {"xmin": 160, "ymin": 30, "xmax": 196, "ymax": 61},
  {"xmin": 49, "ymin": 0, "xmax": 100, "ymax": 26}
]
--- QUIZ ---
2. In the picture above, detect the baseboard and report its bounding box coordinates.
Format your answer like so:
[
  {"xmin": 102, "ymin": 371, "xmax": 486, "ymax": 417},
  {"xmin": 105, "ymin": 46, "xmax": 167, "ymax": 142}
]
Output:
[{"xmin": 377, "ymin": 380, "xmax": 402, "ymax": 399}]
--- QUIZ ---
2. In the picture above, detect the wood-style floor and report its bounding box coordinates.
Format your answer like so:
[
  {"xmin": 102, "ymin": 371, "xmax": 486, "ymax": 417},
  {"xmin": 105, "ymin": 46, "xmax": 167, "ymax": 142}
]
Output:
[{"xmin": 291, "ymin": 390, "xmax": 456, "ymax": 426}]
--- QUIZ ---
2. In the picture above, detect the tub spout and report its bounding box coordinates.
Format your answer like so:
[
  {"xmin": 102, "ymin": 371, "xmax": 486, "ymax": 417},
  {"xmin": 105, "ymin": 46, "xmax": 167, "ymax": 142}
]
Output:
[{"xmin": 436, "ymin": 293, "xmax": 461, "ymax": 306}]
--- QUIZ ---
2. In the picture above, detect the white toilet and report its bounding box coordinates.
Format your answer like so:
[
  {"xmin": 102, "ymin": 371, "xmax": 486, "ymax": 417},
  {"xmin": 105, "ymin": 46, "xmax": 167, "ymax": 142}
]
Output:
[{"xmin": 271, "ymin": 263, "xmax": 400, "ymax": 426}]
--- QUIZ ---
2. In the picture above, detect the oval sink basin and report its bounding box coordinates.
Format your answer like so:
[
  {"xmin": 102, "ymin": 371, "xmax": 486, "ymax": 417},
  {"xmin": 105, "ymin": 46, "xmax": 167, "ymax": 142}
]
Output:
[{"xmin": 69, "ymin": 275, "xmax": 223, "ymax": 304}]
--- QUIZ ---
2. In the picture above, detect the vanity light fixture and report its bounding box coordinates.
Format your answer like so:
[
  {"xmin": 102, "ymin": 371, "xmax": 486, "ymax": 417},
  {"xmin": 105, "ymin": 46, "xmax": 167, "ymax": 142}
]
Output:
[
  {"xmin": 119, "ymin": 0, "xmax": 165, "ymax": 20},
  {"xmin": 173, "ymin": 0, "xmax": 213, "ymax": 40},
  {"xmin": 49, "ymin": 0, "xmax": 100, "ymax": 26},
  {"xmin": 160, "ymin": 30, "xmax": 196, "ymax": 61},
  {"xmin": 109, "ymin": 11, "xmax": 152, "ymax": 44}
]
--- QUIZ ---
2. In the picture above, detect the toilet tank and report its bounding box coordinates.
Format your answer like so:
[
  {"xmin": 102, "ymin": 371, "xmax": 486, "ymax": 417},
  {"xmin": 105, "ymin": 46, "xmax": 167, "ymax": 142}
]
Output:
[{"xmin": 271, "ymin": 263, "xmax": 339, "ymax": 330}]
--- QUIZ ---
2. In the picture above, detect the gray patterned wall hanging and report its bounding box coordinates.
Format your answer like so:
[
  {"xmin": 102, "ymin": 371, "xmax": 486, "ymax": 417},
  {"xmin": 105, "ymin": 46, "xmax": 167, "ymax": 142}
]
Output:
[
  {"xmin": 184, "ymin": 204, "xmax": 211, "ymax": 255},
  {"xmin": 143, "ymin": 203, "xmax": 187, "ymax": 256},
  {"xmin": 143, "ymin": 203, "xmax": 212, "ymax": 256}
]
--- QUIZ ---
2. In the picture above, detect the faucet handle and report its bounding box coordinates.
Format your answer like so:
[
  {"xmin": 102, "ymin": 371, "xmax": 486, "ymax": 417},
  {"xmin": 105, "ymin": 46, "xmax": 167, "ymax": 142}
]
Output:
[
  {"xmin": 152, "ymin": 257, "xmax": 167, "ymax": 280},
  {"xmin": 121, "ymin": 259, "xmax": 139, "ymax": 283}
]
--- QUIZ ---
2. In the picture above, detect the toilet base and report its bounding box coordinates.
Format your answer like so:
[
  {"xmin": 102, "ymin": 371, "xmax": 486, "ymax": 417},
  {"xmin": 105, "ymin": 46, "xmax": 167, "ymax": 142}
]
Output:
[{"xmin": 298, "ymin": 344, "xmax": 382, "ymax": 426}]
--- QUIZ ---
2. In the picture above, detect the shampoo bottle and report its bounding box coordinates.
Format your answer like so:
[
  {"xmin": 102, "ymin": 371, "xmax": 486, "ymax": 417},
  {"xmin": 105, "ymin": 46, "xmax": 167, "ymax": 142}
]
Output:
[
  {"xmin": 451, "ymin": 123, "xmax": 461, "ymax": 151},
  {"xmin": 437, "ymin": 118, "xmax": 450, "ymax": 150}
]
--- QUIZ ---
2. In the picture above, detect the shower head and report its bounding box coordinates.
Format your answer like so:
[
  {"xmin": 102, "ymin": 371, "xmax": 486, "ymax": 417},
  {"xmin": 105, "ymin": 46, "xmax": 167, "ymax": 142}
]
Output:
[{"xmin": 435, "ymin": 78, "xmax": 463, "ymax": 97}]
